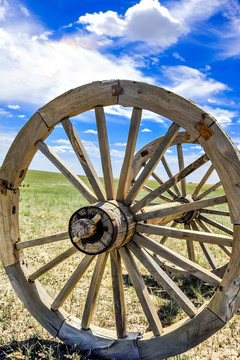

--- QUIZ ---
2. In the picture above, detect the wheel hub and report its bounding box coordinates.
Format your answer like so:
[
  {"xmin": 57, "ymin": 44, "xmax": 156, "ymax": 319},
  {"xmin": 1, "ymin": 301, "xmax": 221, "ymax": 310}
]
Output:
[{"xmin": 69, "ymin": 201, "xmax": 135, "ymax": 255}]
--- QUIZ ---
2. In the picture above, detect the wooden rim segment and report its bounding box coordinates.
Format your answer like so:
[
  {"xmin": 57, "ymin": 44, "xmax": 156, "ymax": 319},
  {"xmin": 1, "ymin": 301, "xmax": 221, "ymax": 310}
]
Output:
[{"xmin": 1, "ymin": 80, "xmax": 240, "ymax": 359}]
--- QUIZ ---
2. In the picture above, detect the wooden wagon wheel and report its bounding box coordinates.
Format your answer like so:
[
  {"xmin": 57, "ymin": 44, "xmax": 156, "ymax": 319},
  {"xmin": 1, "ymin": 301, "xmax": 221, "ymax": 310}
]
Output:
[{"xmin": 1, "ymin": 80, "xmax": 240, "ymax": 360}]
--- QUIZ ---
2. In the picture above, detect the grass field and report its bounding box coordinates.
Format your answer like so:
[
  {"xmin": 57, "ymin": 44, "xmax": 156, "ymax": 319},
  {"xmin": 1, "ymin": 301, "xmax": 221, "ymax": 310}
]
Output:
[{"xmin": 0, "ymin": 170, "xmax": 239, "ymax": 360}]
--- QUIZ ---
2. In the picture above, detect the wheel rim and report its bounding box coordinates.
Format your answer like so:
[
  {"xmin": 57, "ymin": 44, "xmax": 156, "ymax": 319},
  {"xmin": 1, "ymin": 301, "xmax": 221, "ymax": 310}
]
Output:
[{"xmin": 1, "ymin": 80, "xmax": 240, "ymax": 360}]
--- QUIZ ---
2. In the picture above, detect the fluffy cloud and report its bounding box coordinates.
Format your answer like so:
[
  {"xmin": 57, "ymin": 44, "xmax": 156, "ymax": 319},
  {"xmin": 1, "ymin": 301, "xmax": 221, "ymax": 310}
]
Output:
[
  {"xmin": 78, "ymin": 0, "xmax": 187, "ymax": 48},
  {"xmin": 141, "ymin": 128, "xmax": 152, "ymax": 132},
  {"xmin": 170, "ymin": 0, "xmax": 224, "ymax": 24},
  {"xmin": 203, "ymin": 106, "xmax": 238, "ymax": 125},
  {"xmin": 84, "ymin": 129, "xmax": 97, "ymax": 135},
  {"xmin": 7, "ymin": 104, "xmax": 20, "ymax": 109},
  {"xmin": 115, "ymin": 142, "xmax": 127, "ymax": 146},
  {"xmin": 161, "ymin": 65, "xmax": 228, "ymax": 100},
  {"xmin": 0, "ymin": 0, "xmax": 153, "ymax": 106}
]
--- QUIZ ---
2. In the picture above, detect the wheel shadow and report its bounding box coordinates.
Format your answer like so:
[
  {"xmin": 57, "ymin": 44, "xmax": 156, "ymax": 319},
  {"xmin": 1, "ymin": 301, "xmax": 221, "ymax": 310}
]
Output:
[
  {"xmin": 0, "ymin": 337, "xmax": 103, "ymax": 360},
  {"xmin": 122, "ymin": 273, "xmax": 215, "ymax": 327}
]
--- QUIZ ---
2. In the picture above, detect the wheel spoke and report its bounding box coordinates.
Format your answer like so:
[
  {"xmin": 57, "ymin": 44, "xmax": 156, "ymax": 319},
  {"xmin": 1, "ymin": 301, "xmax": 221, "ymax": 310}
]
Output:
[
  {"xmin": 162, "ymin": 156, "xmax": 181, "ymax": 196},
  {"xmin": 15, "ymin": 232, "xmax": 69, "ymax": 250},
  {"xmin": 110, "ymin": 250, "xmax": 127, "ymax": 338},
  {"xmin": 150, "ymin": 171, "xmax": 177, "ymax": 199},
  {"xmin": 195, "ymin": 181, "xmax": 222, "ymax": 201},
  {"xmin": 124, "ymin": 123, "xmax": 180, "ymax": 206},
  {"xmin": 195, "ymin": 217, "xmax": 231, "ymax": 257},
  {"xmin": 117, "ymin": 107, "xmax": 142, "ymax": 201},
  {"xmin": 184, "ymin": 223, "xmax": 195, "ymax": 262},
  {"xmin": 190, "ymin": 220, "xmax": 216, "ymax": 269},
  {"xmin": 36, "ymin": 141, "xmax": 97, "ymax": 203},
  {"xmin": 51, "ymin": 255, "xmax": 95, "ymax": 311},
  {"xmin": 177, "ymin": 144, "xmax": 186, "ymax": 196},
  {"xmin": 160, "ymin": 221, "xmax": 178, "ymax": 245},
  {"xmin": 128, "ymin": 242, "xmax": 197, "ymax": 318},
  {"xmin": 95, "ymin": 106, "xmax": 115, "ymax": 200},
  {"xmin": 199, "ymin": 209, "xmax": 230, "ymax": 217},
  {"xmin": 135, "ymin": 195, "xmax": 227, "ymax": 222},
  {"xmin": 62, "ymin": 118, "xmax": 106, "ymax": 201},
  {"xmin": 81, "ymin": 253, "xmax": 109, "ymax": 329},
  {"xmin": 28, "ymin": 246, "xmax": 78, "ymax": 281},
  {"xmin": 198, "ymin": 214, "xmax": 233, "ymax": 236},
  {"xmin": 192, "ymin": 165, "xmax": 214, "ymax": 198},
  {"xmin": 136, "ymin": 223, "xmax": 232, "ymax": 247},
  {"xmin": 132, "ymin": 154, "xmax": 209, "ymax": 213},
  {"xmin": 143, "ymin": 185, "xmax": 172, "ymax": 203},
  {"xmin": 119, "ymin": 247, "xmax": 163, "ymax": 336},
  {"xmin": 133, "ymin": 233, "xmax": 221, "ymax": 286}
]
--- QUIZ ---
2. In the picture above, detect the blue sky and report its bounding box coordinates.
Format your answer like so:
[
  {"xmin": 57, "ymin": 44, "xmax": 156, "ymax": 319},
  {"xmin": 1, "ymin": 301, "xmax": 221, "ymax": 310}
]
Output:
[{"xmin": 0, "ymin": 0, "xmax": 239, "ymax": 180}]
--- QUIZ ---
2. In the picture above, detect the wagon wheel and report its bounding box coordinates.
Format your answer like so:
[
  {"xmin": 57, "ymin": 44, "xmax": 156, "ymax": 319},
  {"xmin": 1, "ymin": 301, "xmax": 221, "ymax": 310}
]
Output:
[
  {"xmin": 1, "ymin": 80, "xmax": 240, "ymax": 360},
  {"xmin": 130, "ymin": 134, "xmax": 232, "ymax": 278}
]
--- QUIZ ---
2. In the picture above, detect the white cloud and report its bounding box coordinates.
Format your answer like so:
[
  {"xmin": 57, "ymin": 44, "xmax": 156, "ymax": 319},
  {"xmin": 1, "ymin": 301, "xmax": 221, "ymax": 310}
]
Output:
[
  {"xmin": 203, "ymin": 106, "xmax": 237, "ymax": 125},
  {"xmin": 18, "ymin": 114, "xmax": 25, "ymax": 118},
  {"xmin": 7, "ymin": 104, "xmax": 20, "ymax": 109},
  {"xmin": 0, "ymin": 14, "xmax": 152, "ymax": 105},
  {"xmin": 53, "ymin": 139, "xmax": 70, "ymax": 145},
  {"xmin": 0, "ymin": 130, "xmax": 17, "ymax": 164},
  {"xmin": 207, "ymin": 98, "xmax": 216, "ymax": 103},
  {"xmin": 173, "ymin": 52, "xmax": 185, "ymax": 61},
  {"xmin": 115, "ymin": 142, "xmax": 127, "ymax": 146},
  {"xmin": 84, "ymin": 129, "xmax": 97, "ymax": 135},
  {"xmin": 170, "ymin": 0, "xmax": 224, "ymax": 25},
  {"xmin": 78, "ymin": 0, "xmax": 187, "ymax": 48},
  {"xmin": 166, "ymin": 149, "xmax": 172, "ymax": 153},
  {"xmin": 110, "ymin": 149, "xmax": 125, "ymax": 158},
  {"xmin": 105, "ymin": 105, "xmax": 165, "ymax": 123},
  {"xmin": 161, "ymin": 65, "xmax": 228, "ymax": 100},
  {"xmin": 141, "ymin": 128, "xmax": 152, "ymax": 132},
  {"xmin": 0, "ymin": 108, "xmax": 10, "ymax": 116},
  {"xmin": 20, "ymin": 5, "xmax": 30, "ymax": 17},
  {"xmin": 190, "ymin": 145, "xmax": 202, "ymax": 149},
  {"xmin": 50, "ymin": 145, "xmax": 72, "ymax": 153}
]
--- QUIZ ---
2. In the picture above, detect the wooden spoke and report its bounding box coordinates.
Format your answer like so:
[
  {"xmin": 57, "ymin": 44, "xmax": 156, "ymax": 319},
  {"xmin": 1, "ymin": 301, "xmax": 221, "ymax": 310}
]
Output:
[
  {"xmin": 162, "ymin": 156, "xmax": 181, "ymax": 196},
  {"xmin": 195, "ymin": 181, "xmax": 222, "ymax": 201},
  {"xmin": 16, "ymin": 232, "xmax": 69, "ymax": 250},
  {"xmin": 152, "ymin": 253, "xmax": 189, "ymax": 277},
  {"xmin": 150, "ymin": 171, "xmax": 177, "ymax": 199},
  {"xmin": 51, "ymin": 255, "xmax": 95, "ymax": 311},
  {"xmin": 160, "ymin": 221, "xmax": 178, "ymax": 245},
  {"xmin": 132, "ymin": 154, "xmax": 209, "ymax": 213},
  {"xmin": 135, "ymin": 195, "xmax": 227, "ymax": 222},
  {"xmin": 62, "ymin": 118, "xmax": 106, "ymax": 201},
  {"xmin": 143, "ymin": 185, "xmax": 172, "ymax": 203},
  {"xmin": 190, "ymin": 220, "xmax": 216, "ymax": 270},
  {"xmin": 95, "ymin": 106, "xmax": 115, "ymax": 200},
  {"xmin": 119, "ymin": 247, "xmax": 163, "ymax": 336},
  {"xmin": 184, "ymin": 223, "xmax": 195, "ymax": 262},
  {"xmin": 136, "ymin": 223, "xmax": 232, "ymax": 247},
  {"xmin": 28, "ymin": 246, "xmax": 78, "ymax": 281},
  {"xmin": 177, "ymin": 144, "xmax": 186, "ymax": 196},
  {"xmin": 36, "ymin": 141, "xmax": 97, "ymax": 203},
  {"xmin": 192, "ymin": 165, "xmax": 214, "ymax": 198},
  {"xmin": 117, "ymin": 108, "xmax": 142, "ymax": 201},
  {"xmin": 81, "ymin": 253, "xmax": 109, "ymax": 329},
  {"xmin": 124, "ymin": 123, "xmax": 180, "ymax": 206},
  {"xmin": 195, "ymin": 218, "xmax": 231, "ymax": 257},
  {"xmin": 110, "ymin": 250, "xmax": 127, "ymax": 338},
  {"xmin": 199, "ymin": 209, "xmax": 230, "ymax": 217},
  {"xmin": 128, "ymin": 242, "xmax": 197, "ymax": 318},
  {"xmin": 198, "ymin": 214, "xmax": 233, "ymax": 236},
  {"xmin": 133, "ymin": 233, "xmax": 221, "ymax": 286}
]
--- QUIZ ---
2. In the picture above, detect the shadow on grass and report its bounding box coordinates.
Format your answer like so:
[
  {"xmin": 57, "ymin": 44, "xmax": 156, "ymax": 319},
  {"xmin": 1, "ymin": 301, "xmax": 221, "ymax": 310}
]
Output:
[
  {"xmin": 122, "ymin": 272, "xmax": 215, "ymax": 327},
  {"xmin": 0, "ymin": 337, "xmax": 103, "ymax": 360}
]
